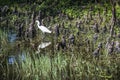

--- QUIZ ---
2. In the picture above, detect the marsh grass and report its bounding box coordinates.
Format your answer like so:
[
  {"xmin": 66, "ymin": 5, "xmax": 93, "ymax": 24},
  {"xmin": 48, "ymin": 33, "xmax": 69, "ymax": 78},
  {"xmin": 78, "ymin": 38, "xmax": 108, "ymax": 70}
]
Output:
[
  {"xmin": 1, "ymin": 46, "xmax": 120, "ymax": 80},
  {"xmin": 0, "ymin": 29, "xmax": 8, "ymax": 46},
  {"xmin": 0, "ymin": 2, "xmax": 120, "ymax": 80}
]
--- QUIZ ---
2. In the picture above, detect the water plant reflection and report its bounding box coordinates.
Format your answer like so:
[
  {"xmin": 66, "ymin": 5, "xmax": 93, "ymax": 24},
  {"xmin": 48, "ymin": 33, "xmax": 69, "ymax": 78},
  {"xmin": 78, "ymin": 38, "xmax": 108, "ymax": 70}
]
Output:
[{"xmin": 36, "ymin": 42, "xmax": 51, "ymax": 53}]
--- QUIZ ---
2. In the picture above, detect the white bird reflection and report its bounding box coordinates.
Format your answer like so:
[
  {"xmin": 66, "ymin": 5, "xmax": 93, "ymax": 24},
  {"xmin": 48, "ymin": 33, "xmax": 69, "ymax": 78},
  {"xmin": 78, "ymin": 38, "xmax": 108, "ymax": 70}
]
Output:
[{"xmin": 36, "ymin": 42, "xmax": 51, "ymax": 53}]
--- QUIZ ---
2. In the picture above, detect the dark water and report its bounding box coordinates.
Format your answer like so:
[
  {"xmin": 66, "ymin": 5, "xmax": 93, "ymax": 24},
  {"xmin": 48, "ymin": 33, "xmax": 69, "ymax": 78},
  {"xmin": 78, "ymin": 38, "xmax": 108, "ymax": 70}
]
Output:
[
  {"xmin": 7, "ymin": 32, "xmax": 51, "ymax": 64},
  {"xmin": 8, "ymin": 33, "xmax": 17, "ymax": 43},
  {"xmin": 8, "ymin": 51, "xmax": 26, "ymax": 64}
]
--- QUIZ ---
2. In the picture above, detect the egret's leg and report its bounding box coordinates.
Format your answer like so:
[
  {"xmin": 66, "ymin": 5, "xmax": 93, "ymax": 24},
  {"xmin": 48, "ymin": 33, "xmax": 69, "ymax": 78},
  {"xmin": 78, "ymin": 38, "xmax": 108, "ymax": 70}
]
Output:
[
  {"xmin": 41, "ymin": 33, "xmax": 44, "ymax": 40},
  {"xmin": 42, "ymin": 33, "xmax": 45, "ymax": 41},
  {"xmin": 43, "ymin": 33, "xmax": 46, "ymax": 41}
]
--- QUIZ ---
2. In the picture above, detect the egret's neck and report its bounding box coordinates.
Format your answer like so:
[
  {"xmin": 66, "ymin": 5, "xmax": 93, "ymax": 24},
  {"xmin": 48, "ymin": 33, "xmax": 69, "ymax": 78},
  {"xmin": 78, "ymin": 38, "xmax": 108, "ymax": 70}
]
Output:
[{"xmin": 37, "ymin": 21, "xmax": 40, "ymax": 26}]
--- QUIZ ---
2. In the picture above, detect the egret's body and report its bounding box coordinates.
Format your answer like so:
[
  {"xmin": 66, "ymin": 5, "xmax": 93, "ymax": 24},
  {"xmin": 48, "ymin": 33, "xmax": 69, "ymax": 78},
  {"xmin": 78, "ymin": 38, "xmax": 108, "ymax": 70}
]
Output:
[
  {"xmin": 38, "ymin": 25, "xmax": 51, "ymax": 33},
  {"xmin": 36, "ymin": 20, "xmax": 51, "ymax": 33},
  {"xmin": 36, "ymin": 42, "xmax": 51, "ymax": 53},
  {"xmin": 38, "ymin": 42, "xmax": 51, "ymax": 49}
]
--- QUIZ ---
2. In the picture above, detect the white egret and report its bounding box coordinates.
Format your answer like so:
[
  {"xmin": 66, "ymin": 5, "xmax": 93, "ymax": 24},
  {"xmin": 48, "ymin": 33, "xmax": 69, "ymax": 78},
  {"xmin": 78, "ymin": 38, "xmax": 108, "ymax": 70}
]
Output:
[
  {"xmin": 38, "ymin": 42, "xmax": 51, "ymax": 49},
  {"xmin": 36, "ymin": 20, "xmax": 51, "ymax": 33},
  {"xmin": 36, "ymin": 42, "xmax": 51, "ymax": 53}
]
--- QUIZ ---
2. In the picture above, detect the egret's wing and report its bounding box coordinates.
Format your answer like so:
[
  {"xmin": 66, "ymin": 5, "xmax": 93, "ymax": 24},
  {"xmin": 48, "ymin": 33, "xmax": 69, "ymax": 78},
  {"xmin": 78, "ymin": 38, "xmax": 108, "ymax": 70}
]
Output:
[
  {"xmin": 36, "ymin": 42, "xmax": 51, "ymax": 54},
  {"xmin": 40, "ymin": 26, "xmax": 51, "ymax": 33},
  {"xmin": 38, "ymin": 42, "xmax": 51, "ymax": 49}
]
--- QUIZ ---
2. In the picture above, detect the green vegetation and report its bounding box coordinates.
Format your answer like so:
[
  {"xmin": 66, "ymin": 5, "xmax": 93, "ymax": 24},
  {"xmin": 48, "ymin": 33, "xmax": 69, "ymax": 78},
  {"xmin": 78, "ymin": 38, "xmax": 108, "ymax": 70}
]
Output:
[
  {"xmin": 0, "ymin": 0, "xmax": 120, "ymax": 80},
  {"xmin": 2, "ymin": 52, "xmax": 120, "ymax": 80}
]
